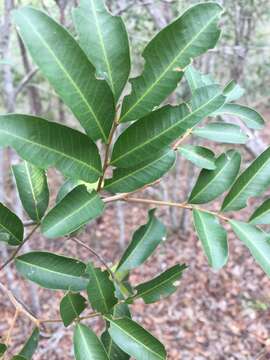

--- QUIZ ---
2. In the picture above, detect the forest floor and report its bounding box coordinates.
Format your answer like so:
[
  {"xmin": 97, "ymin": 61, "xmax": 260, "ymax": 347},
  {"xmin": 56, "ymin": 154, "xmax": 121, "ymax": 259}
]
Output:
[{"xmin": 1, "ymin": 111, "xmax": 270, "ymax": 360}]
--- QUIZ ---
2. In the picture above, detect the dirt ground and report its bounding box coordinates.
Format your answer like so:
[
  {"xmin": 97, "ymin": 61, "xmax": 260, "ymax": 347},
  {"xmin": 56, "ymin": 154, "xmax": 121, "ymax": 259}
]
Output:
[{"xmin": 1, "ymin": 111, "xmax": 270, "ymax": 359}]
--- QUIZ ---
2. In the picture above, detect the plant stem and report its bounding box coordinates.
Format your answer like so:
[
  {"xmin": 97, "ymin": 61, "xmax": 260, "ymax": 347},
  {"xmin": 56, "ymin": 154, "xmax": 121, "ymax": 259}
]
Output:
[
  {"xmin": 0, "ymin": 282, "xmax": 40, "ymax": 326},
  {"xmin": 0, "ymin": 224, "xmax": 40, "ymax": 272},
  {"xmin": 4, "ymin": 308, "xmax": 19, "ymax": 359},
  {"xmin": 104, "ymin": 194, "xmax": 230, "ymax": 222},
  {"xmin": 97, "ymin": 108, "xmax": 120, "ymax": 192},
  {"xmin": 173, "ymin": 128, "xmax": 193, "ymax": 150}
]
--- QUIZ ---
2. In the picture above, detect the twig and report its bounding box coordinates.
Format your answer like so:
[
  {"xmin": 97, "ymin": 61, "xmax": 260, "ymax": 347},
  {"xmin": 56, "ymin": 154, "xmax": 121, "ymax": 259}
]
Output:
[
  {"xmin": 4, "ymin": 308, "xmax": 19, "ymax": 359},
  {"xmin": 0, "ymin": 282, "xmax": 40, "ymax": 326},
  {"xmin": 173, "ymin": 128, "xmax": 193, "ymax": 150},
  {"xmin": 23, "ymin": 220, "xmax": 36, "ymax": 227},
  {"xmin": 97, "ymin": 109, "xmax": 120, "ymax": 192},
  {"xmin": 0, "ymin": 224, "xmax": 40, "ymax": 272},
  {"xmin": 14, "ymin": 68, "xmax": 38, "ymax": 99}
]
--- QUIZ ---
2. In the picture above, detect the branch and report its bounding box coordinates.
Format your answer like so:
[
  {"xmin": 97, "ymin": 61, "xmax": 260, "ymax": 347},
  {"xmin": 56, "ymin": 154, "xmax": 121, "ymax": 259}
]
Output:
[
  {"xmin": 3, "ymin": 308, "xmax": 19, "ymax": 358},
  {"xmin": 14, "ymin": 68, "xmax": 38, "ymax": 99},
  {"xmin": 0, "ymin": 282, "xmax": 40, "ymax": 326},
  {"xmin": 0, "ymin": 224, "xmax": 40, "ymax": 272}
]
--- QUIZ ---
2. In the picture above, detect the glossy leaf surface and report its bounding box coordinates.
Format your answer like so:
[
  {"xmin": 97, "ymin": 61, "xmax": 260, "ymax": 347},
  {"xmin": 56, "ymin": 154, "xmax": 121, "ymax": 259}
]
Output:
[
  {"xmin": 193, "ymin": 210, "xmax": 228, "ymax": 269},
  {"xmin": 15, "ymin": 252, "xmax": 88, "ymax": 291},
  {"xmin": 128, "ymin": 264, "xmax": 187, "ymax": 304},
  {"xmin": 60, "ymin": 292, "xmax": 87, "ymax": 327},
  {"xmin": 230, "ymin": 220, "xmax": 270, "ymax": 276},
  {"xmin": 117, "ymin": 209, "xmax": 166, "ymax": 274},
  {"xmin": 41, "ymin": 186, "xmax": 104, "ymax": 238},
  {"xmin": 249, "ymin": 199, "xmax": 270, "ymax": 225},
  {"xmin": 222, "ymin": 147, "xmax": 270, "ymax": 212},
  {"xmin": 112, "ymin": 85, "xmax": 225, "ymax": 168},
  {"xmin": 179, "ymin": 145, "xmax": 216, "ymax": 170},
  {"xmin": 73, "ymin": 0, "xmax": 130, "ymax": 100},
  {"xmin": 193, "ymin": 122, "xmax": 248, "ymax": 144},
  {"xmin": 120, "ymin": 3, "xmax": 222, "ymax": 122},
  {"xmin": 105, "ymin": 148, "xmax": 175, "ymax": 193},
  {"xmin": 107, "ymin": 317, "xmax": 166, "ymax": 360},
  {"xmin": 0, "ymin": 115, "xmax": 102, "ymax": 183},
  {"xmin": 74, "ymin": 324, "xmax": 109, "ymax": 360},
  {"xmin": 189, "ymin": 150, "xmax": 241, "ymax": 204},
  {"xmin": 215, "ymin": 103, "xmax": 264, "ymax": 130},
  {"xmin": 14, "ymin": 7, "xmax": 114, "ymax": 141},
  {"xmin": 86, "ymin": 262, "xmax": 117, "ymax": 314},
  {"xmin": 0, "ymin": 203, "xmax": 23, "ymax": 246},
  {"xmin": 13, "ymin": 162, "xmax": 49, "ymax": 222}
]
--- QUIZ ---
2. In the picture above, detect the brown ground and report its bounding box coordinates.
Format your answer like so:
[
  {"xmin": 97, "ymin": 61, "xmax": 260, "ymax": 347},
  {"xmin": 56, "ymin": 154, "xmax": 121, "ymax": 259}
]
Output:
[{"xmin": 1, "ymin": 111, "xmax": 270, "ymax": 359}]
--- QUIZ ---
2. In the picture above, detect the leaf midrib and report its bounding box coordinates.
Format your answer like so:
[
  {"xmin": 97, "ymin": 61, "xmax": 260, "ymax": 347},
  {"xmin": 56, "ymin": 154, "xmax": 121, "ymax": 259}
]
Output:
[
  {"xmin": 134, "ymin": 268, "xmax": 181, "ymax": 300},
  {"xmin": 120, "ymin": 11, "xmax": 220, "ymax": 122},
  {"xmin": 89, "ymin": 0, "xmax": 115, "ymax": 94},
  {"xmin": 109, "ymin": 320, "xmax": 164, "ymax": 360},
  {"xmin": 24, "ymin": 162, "xmax": 41, "ymax": 222},
  {"xmin": 17, "ymin": 258, "xmax": 86, "ymax": 283},
  {"xmin": 114, "ymin": 93, "xmax": 222, "ymax": 165},
  {"xmin": 223, "ymin": 150, "xmax": 270, "ymax": 209},
  {"xmin": 0, "ymin": 129, "xmax": 100, "ymax": 176},
  {"xmin": 191, "ymin": 153, "xmax": 237, "ymax": 202},
  {"xmin": 44, "ymin": 193, "xmax": 99, "ymax": 235},
  {"xmin": 107, "ymin": 151, "xmax": 170, "ymax": 189},
  {"xmin": 20, "ymin": 11, "xmax": 107, "ymax": 142},
  {"xmin": 195, "ymin": 211, "xmax": 213, "ymax": 266}
]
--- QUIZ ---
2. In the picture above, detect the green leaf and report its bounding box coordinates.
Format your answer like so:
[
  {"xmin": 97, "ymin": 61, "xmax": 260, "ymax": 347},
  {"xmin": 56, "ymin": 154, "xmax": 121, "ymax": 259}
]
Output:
[
  {"xmin": 101, "ymin": 331, "xmax": 129, "ymax": 360},
  {"xmin": 120, "ymin": 3, "xmax": 223, "ymax": 122},
  {"xmin": 222, "ymin": 147, "xmax": 270, "ymax": 212},
  {"xmin": 230, "ymin": 220, "xmax": 270, "ymax": 276},
  {"xmin": 107, "ymin": 317, "xmax": 166, "ymax": 360},
  {"xmin": 128, "ymin": 264, "xmax": 187, "ymax": 304},
  {"xmin": 189, "ymin": 150, "xmax": 241, "ymax": 204},
  {"xmin": 116, "ymin": 209, "xmax": 166, "ymax": 274},
  {"xmin": 249, "ymin": 199, "xmax": 270, "ymax": 225},
  {"xmin": 60, "ymin": 292, "xmax": 87, "ymax": 327},
  {"xmin": 185, "ymin": 65, "xmax": 215, "ymax": 93},
  {"xmin": 193, "ymin": 122, "xmax": 248, "ymax": 144},
  {"xmin": 13, "ymin": 7, "xmax": 114, "ymax": 142},
  {"xmin": 112, "ymin": 85, "xmax": 226, "ymax": 168},
  {"xmin": 19, "ymin": 328, "xmax": 39, "ymax": 360},
  {"xmin": 41, "ymin": 186, "xmax": 104, "ymax": 238},
  {"xmin": 13, "ymin": 161, "xmax": 49, "ymax": 222},
  {"xmin": 179, "ymin": 145, "xmax": 216, "ymax": 170},
  {"xmin": 214, "ymin": 103, "xmax": 265, "ymax": 130},
  {"xmin": 193, "ymin": 210, "xmax": 228, "ymax": 270},
  {"xmin": 74, "ymin": 324, "xmax": 109, "ymax": 360},
  {"xmin": 223, "ymin": 81, "xmax": 245, "ymax": 103},
  {"xmin": 0, "ymin": 203, "xmax": 24, "ymax": 246},
  {"xmin": 0, "ymin": 115, "xmax": 102, "ymax": 183},
  {"xmin": 101, "ymin": 301, "xmax": 130, "ymax": 360},
  {"xmin": 11, "ymin": 356, "xmax": 26, "ymax": 360},
  {"xmin": 56, "ymin": 179, "xmax": 99, "ymax": 203},
  {"xmin": 73, "ymin": 0, "xmax": 130, "ymax": 101},
  {"xmin": 15, "ymin": 251, "xmax": 88, "ymax": 291},
  {"xmin": 105, "ymin": 148, "xmax": 175, "ymax": 193},
  {"xmin": 86, "ymin": 262, "xmax": 117, "ymax": 314},
  {"xmin": 0, "ymin": 344, "xmax": 7, "ymax": 357}
]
